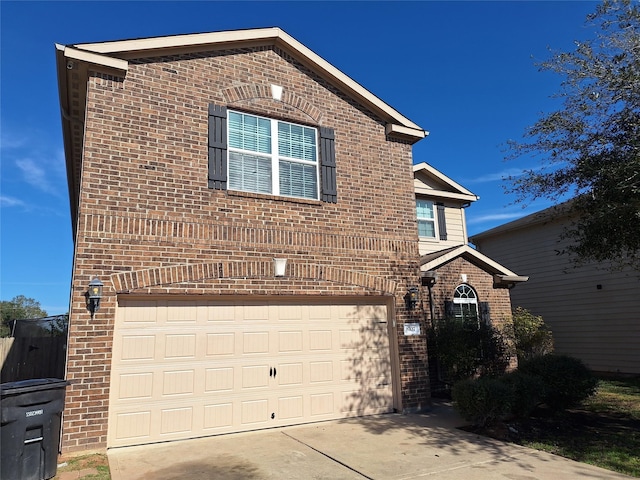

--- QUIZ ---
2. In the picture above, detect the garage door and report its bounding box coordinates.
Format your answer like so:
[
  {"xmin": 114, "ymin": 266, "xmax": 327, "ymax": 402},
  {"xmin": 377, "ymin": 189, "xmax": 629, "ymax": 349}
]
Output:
[{"xmin": 107, "ymin": 298, "xmax": 394, "ymax": 447}]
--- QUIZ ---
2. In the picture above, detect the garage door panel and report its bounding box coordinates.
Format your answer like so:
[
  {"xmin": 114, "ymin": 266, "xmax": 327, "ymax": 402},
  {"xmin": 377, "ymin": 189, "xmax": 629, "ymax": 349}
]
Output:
[
  {"xmin": 309, "ymin": 330, "xmax": 332, "ymax": 350},
  {"xmin": 205, "ymin": 367, "xmax": 234, "ymax": 392},
  {"xmin": 109, "ymin": 299, "xmax": 393, "ymax": 447},
  {"xmin": 242, "ymin": 331, "xmax": 270, "ymax": 354},
  {"xmin": 162, "ymin": 370, "xmax": 195, "ymax": 396},
  {"xmin": 164, "ymin": 334, "xmax": 197, "ymax": 359},
  {"xmin": 160, "ymin": 407, "xmax": 193, "ymax": 434},
  {"xmin": 241, "ymin": 364, "xmax": 271, "ymax": 389},
  {"xmin": 118, "ymin": 372, "xmax": 154, "ymax": 399},
  {"xmin": 278, "ymin": 330, "xmax": 304, "ymax": 352},
  {"xmin": 114, "ymin": 411, "xmax": 151, "ymax": 441},
  {"xmin": 203, "ymin": 403, "xmax": 233, "ymax": 429},
  {"xmin": 206, "ymin": 332, "xmax": 235, "ymax": 356}
]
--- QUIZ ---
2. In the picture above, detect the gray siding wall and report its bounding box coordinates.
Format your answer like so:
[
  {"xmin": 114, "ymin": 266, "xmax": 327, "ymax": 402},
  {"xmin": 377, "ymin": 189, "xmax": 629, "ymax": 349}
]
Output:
[{"xmin": 473, "ymin": 218, "xmax": 640, "ymax": 374}]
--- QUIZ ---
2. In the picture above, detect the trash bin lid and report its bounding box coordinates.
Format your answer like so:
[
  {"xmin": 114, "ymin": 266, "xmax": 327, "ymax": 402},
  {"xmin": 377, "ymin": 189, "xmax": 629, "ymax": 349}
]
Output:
[{"xmin": 0, "ymin": 378, "xmax": 68, "ymax": 396}]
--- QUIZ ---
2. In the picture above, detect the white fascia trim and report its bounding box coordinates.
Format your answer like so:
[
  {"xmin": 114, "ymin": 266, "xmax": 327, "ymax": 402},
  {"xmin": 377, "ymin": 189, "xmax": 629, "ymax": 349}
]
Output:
[
  {"xmin": 413, "ymin": 162, "xmax": 478, "ymax": 199},
  {"xmin": 62, "ymin": 45, "xmax": 129, "ymax": 72},
  {"xmin": 72, "ymin": 28, "xmax": 425, "ymax": 135},
  {"xmin": 72, "ymin": 28, "xmax": 284, "ymax": 54},
  {"xmin": 414, "ymin": 186, "xmax": 478, "ymax": 203},
  {"xmin": 494, "ymin": 274, "xmax": 529, "ymax": 283},
  {"xmin": 420, "ymin": 244, "xmax": 520, "ymax": 277},
  {"xmin": 385, "ymin": 123, "xmax": 428, "ymax": 140}
]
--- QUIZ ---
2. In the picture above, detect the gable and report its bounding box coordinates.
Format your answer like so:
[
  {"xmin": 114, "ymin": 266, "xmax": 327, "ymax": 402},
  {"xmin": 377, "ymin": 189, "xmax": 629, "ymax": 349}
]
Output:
[
  {"xmin": 420, "ymin": 245, "xmax": 528, "ymax": 288},
  {"xmin": 56, "ymin": 28, "xmax": 430, "ymax": 232},
  {"xmin": 413, "ymin": 162, "xmax": 478, "ymax": 203}
]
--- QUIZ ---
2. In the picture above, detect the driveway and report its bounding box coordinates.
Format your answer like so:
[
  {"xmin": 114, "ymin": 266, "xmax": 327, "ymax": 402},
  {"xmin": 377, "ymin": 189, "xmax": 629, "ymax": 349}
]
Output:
[{"xmin": 107, "ymin": 401, "xmax": 630, "ymax": 480}]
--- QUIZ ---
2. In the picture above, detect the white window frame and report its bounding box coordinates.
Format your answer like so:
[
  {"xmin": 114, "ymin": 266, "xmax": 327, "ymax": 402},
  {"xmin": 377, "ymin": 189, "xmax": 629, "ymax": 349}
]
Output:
[
  {"xmin": 227, "ymin": 110, "xmax": 320, "ymax": 200},
  {"xmin": 453, "ymin": 284, "xmax": 479, "ymax": 321},
  {"xmin": 416, "ymin": 199, "xmax": 438, "ymax": 239}
]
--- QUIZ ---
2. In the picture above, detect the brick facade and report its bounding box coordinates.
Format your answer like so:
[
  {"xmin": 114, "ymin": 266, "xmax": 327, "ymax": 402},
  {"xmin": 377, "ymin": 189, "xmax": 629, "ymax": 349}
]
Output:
[
  {"xmin": 62, "ymin": 45, "xmax": 429, "ymax": 451},
  {"xmin": 424, "ymin": 256, "xmax": 517, "ymax": 371},
  {"xmin": 428, "ymin": 257, "xmax": 514, "ymax": 328}
]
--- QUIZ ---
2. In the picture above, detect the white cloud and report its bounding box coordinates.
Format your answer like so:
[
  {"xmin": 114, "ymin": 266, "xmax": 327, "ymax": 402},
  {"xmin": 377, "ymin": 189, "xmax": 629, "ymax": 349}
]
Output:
[
  {"xmin": 467, "ymin": 212, "xmax": 529, "ymax": 225},
  {"xmin": 463, "ymin": 168, "xmax": 526, "ymax": 184},
  {"xmin": 0, "ymin": 131, "xmax": 28, "ymax": 150},
  {"xmin": 0, "ymin": 195, "xmax": 26, "ymax": 208},
  {"xmin": 15, "ymin": 157, "xmax": 60, "ymax": 195}
]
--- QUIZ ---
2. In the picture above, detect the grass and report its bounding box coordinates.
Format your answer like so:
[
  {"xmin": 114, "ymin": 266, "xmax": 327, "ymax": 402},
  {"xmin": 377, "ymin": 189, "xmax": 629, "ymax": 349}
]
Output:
[
  {"xmin": 507, "ymin": 375, "xmax": 640, "ymax": 477},
  {"xmin": 54, "ymin": 453, "xmax": 110, "ymax": 480}
]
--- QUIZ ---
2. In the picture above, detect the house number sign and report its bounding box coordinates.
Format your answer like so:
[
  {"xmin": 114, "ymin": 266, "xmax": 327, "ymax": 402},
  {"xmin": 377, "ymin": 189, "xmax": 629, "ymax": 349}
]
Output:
[{"xmin": 404, "ymin": 323, "xmax": 421, "ymax": 336}]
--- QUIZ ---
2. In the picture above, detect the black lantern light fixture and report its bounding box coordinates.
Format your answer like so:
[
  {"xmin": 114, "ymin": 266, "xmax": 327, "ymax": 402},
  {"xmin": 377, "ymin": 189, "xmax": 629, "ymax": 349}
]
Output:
[
  {"xmin": 87, "ymin": 277, "xmax": 104, "ymax": 317},
  {"xmin": 405, "ymin": 286, "xmax": 419, "ymax": 311}
]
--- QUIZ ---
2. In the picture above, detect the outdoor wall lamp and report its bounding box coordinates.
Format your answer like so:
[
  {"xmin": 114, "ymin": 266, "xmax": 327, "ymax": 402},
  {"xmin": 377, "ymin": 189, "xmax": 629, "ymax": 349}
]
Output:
[
  {"xmin": 274, "ymin": 258, "xmax": 287, "ymax": 277},
  {"xmin": 86, "ymin": 277, "xmax": 104, "ymax": 317},
  {"xmin": 405, "ymin": 286, "xmax": 419, "ymax": 311}
]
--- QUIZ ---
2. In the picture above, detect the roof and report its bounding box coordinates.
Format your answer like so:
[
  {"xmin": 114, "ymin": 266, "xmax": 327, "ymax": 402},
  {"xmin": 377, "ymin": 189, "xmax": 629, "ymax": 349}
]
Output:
[
  {"xmin": 56, "ymin": 27, "xmax": 429, "ymax": 234},
  {"xmin": 419, "ymin": 245, "xmax": 528, "ymax": 288},
  {"xmin": 413, "ymin": 162, "xmax": 479, "ymax": 203},
  {"xmin": 470, "ymin": 202, "xmax": 572, "ymax": 243}
]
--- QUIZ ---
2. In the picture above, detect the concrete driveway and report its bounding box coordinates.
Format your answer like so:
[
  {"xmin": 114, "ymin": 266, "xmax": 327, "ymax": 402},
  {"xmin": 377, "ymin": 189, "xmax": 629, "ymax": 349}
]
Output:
[{"xmin": 107, "ymin": 401, "xmax": 630, "ymax": 480}]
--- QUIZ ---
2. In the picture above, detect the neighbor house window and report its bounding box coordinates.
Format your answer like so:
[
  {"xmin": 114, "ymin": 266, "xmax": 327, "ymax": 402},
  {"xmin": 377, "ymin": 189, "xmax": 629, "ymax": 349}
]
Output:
[
  {"xmin": 416, "ymin": 199, "xmax": 436, "ymax": 238},
  {"xmin": 452, "ymin": 284, "xmax": 478, "ymax": 321},
  {"xmin": 208, "ymin": 105, "xmax": 337, "ymax": 202}
]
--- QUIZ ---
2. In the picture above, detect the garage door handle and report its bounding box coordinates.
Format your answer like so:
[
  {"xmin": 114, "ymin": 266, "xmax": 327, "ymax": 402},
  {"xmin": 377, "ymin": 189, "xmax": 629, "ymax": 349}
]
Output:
[
  {"xmin": 273, "ymin": 368, "xmax": 277, "ymax": 378},
  {"xmin": 270, "ymin": 367, "xmax": 273, "ymax": 377}
]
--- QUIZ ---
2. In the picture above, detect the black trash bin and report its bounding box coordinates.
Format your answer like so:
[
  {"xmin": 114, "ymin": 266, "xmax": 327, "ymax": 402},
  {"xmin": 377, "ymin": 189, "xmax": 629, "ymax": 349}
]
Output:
[{"xmin": 1, "ymin": 378, "xmax": 68, "ymax": 480}]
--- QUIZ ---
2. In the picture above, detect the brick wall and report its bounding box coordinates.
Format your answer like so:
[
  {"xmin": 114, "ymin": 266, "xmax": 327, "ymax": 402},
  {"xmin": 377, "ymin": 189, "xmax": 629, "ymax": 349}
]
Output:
[
  {"xmin": 424, "ymin": 256, "xmax": 517, "ymax": 372},
  {"xmin": 62, "ymin": 45, "xmax": 427, "ymax": 451}
]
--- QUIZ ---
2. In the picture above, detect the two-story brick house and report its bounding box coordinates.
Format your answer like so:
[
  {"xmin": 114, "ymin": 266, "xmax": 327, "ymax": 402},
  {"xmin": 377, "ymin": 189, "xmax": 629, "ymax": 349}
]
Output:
[
  {"xmin": 55, "ymin": 28, "xmax": 432, "ymax": 451},
  {"xmin": 55, "ymin": 27, "xmax": 526, "ymax": 453}
]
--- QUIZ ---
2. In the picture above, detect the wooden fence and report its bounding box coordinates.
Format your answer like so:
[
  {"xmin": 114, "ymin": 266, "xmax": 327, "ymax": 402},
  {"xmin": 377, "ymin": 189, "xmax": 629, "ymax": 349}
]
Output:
[{"xmin": 0, "ymin": 337, "xmax": 66, "ymax": 383}]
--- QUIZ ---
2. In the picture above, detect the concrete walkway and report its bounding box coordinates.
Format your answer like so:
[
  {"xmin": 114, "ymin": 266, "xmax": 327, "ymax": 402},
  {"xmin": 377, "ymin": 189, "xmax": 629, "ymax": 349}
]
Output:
[{"xmin": 107, "ymin": 401, "xmax": 631, "ymax": 480}]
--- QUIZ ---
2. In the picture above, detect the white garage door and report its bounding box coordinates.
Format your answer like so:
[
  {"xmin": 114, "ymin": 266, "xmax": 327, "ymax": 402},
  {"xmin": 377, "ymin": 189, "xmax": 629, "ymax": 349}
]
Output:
[{"xmin": 107, "ymin": 298, "xmax": 394, "ymax": 447}]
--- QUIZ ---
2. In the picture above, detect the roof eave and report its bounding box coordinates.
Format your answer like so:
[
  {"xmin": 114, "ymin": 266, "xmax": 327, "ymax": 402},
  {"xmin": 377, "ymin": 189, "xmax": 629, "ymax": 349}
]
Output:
[{"xmin": 413, "ymin": 162, "xmax": 478, "ymax": 199}]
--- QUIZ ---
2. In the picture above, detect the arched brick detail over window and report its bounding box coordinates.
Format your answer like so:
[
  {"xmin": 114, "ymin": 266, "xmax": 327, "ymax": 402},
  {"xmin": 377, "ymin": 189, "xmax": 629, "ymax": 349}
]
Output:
[
  {"xmin": 110, "ymin": 261, "xmax": 397, "ymax": 295},
  {"xmin": 221, "ymin": 84, "xmax": 322, "ymax": 123}
]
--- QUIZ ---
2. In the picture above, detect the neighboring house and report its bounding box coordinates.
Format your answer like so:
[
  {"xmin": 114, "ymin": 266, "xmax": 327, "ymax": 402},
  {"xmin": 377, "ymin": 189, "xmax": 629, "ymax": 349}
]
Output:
[
  {"xmin": 55, "ymin": 27, "xmax": 527, "ymax": 453},
  {"xmin": 471, "ymin": 206, "xmax": 640, "ymax": 375},
  {"xmin": 55, "ymin": 27, "xmax": 431, "ymax": 452}
]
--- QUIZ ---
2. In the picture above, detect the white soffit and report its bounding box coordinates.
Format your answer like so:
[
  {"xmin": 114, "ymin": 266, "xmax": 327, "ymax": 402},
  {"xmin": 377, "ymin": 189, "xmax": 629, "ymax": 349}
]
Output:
[
  {"xmin": 57, "ymin": 44, "xmax": 128, "ymax": 72},
  {"xmin": 413, "ymin": 162, "xmax": 478, "ymax": 201}
]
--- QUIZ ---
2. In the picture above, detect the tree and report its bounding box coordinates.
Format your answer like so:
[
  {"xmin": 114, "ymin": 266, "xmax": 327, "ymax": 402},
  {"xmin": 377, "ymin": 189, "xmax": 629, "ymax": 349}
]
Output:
[
  {"xmin": 507, "ymin": 0, "xmax": 640, "ymax": 269},
  {"xmin": 0, "ymin": 295, "xmax": 48, "ymax": 337},
  {"xmin": 511, "ymin": 307, "xmax": 554, "ymax": 361}
]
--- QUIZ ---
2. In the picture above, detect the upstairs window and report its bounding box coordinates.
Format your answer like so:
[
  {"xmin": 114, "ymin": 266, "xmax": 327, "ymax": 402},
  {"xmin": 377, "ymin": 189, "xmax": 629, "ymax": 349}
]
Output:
[
  {"xmin": 416, "ymin": 198, "xmax": 448, "ymax": 241},
  {"xmin": 416, "ymin": 199, "xmax": 436, "ymax": 238},
  {"xmin": 208, "ymin": 105, "xmax": 337, "ymax": 202}
]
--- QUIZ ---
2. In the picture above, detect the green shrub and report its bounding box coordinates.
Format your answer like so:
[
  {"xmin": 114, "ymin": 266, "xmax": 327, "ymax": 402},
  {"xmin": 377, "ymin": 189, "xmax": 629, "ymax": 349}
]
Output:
[
  {"xmin": 500, "ymin": 371, "xmax": 545, "ymax": 418},
  {"xmin": 518, "ymin": 354, "xmax": 598, "ymax": 411},
  {"xmin": 452, "ymin": 377, "xmax": 511, "ymax": 427},
  {"xmin": 512, "ymin": 307, "xmax": 554, "ymax": 361},
  {"xmin": 430, "ymin": 317, "xmax": 510, "ymax": 384}
]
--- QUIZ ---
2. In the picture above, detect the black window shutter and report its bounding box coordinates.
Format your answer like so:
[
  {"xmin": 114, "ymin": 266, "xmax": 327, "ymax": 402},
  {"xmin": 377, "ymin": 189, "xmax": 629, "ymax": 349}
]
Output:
[
  {"xmin": 444, "ymin": 300, "xmax": 454, "ymax": 319},
  {"xmin": 436, "ymin": 203, "xmax": 447, "ymax": 240},
  {"xmin": 208, "ymin": 104, "xmax": 227, "ymax": 190},
  {"xmin": 319, "ymin": 127, "xmax": 337, "ymax": 203},
  {"xmin": 479, "ymin": 302, "xmax": 491, "ymax": 324}
]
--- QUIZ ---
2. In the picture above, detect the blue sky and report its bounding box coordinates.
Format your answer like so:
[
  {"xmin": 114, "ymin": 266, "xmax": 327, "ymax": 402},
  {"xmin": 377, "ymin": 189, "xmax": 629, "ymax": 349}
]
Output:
[{"xmin": 1, "ymin": 1, "xmax": 598, "ymax": 314}]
